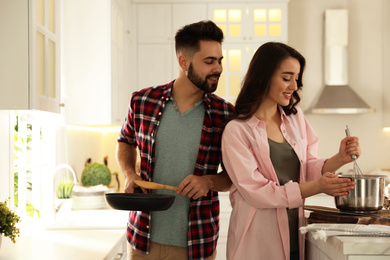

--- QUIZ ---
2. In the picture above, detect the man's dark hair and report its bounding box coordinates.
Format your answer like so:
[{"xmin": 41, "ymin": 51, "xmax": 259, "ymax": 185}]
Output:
[{"xmin": 175, "ymin": 20, "xmax": 224, "ymax": 58}]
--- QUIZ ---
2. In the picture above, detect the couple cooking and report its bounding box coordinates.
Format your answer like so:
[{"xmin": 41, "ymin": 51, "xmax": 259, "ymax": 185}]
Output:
[{"xmin": 116, "ymin": 20, "xmax": 360, "ymax": 260}]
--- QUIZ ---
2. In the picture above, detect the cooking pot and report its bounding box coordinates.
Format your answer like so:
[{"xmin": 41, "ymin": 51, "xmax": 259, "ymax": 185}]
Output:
[{"xmin": 335, "ymin": 175, "xmax": 386, "ymax": 213}]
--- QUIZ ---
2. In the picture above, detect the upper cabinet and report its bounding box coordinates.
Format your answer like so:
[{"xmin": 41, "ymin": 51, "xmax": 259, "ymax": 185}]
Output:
[
  {"xmin": 210, "ymin": 2, "xmax": 288, "ymax": 103},
  {"xmin": 136, "ymin": 3, "xmax": 207, "ymax": 89},
  {"xmin": 383, "ymin": 0, "xmax": 390, "ymax": 128},
  {"xmin": 0, "ymin": 0, "xmax": 62, "ymax": 113},
  {"xmin": 209, "ymin": 3, "xmax": 288, "ymax": 44},
  {"xmin": 63, "ymin": 0, "xmax": 131, "ymax": 125},
  {"xmin": 134, "ymin": 1, "xmax": 289, "ymax": 104}
]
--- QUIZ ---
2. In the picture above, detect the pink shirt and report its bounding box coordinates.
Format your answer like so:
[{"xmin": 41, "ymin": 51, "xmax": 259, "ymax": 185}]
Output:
[{"xmin": 221, "ymin": 107, "xmax": 326, "ymax": 260}]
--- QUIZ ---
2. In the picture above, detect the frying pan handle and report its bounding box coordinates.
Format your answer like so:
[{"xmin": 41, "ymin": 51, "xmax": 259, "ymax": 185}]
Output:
[{"xmin": 134, "ymin": 187, "xmax": 143, "ymax": 194}]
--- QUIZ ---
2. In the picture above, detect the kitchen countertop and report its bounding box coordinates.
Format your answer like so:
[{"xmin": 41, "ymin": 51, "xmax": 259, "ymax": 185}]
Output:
[
  {"xmin": 0, "ymin": 225, "xmax": 126, "ymax": 260},
  {"xmin": 0, "ymin": 209, "xmax": 129, "ymax": 260},
  {"xmin": 306, "ymin": 231, "xmax": 390, "ymax": 259}
]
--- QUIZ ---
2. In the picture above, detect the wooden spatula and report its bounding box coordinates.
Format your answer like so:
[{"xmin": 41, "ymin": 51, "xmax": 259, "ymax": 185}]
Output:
[{"xmin": 134, "ymin": 180, "xmax": 177, "ymax": 191}]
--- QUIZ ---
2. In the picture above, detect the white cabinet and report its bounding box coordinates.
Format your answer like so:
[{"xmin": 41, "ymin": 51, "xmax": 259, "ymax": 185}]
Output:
[
  {"xmin": 209, "ymin": 4, "xmax": 288, "ymax": 44},
  {"xmin": 0, "ymin": 0, "xmax": 61, "ymax": 113},
  {"xmin": 383, "ymin": 0, "xmax": 390, "ymax": 128},
  {"xmin": 209, "ymin": 2, "xmax": 289, "ymax": 103},
  {"xmin": 135, "ymin": 3, "xmax": 207, "ymax": 89},
  {"xmin": 63, "ymin": 0, "xmax": 131, "ymax": 125}
]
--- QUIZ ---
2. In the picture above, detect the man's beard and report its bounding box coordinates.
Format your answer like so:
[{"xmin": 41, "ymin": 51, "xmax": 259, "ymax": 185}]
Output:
[{"xmin": 187, "ymin": 63, "xmax": 220, "ymax": 93}]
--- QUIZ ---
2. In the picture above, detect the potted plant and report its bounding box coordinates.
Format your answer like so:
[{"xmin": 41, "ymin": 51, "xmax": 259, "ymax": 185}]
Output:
[
  {"xmin": 56, "ymin": 178, "xmax": 74, "ymax": 199},
  {"xmin": 55, "ymin": 178, "xmax": 74, "ymax": 214},
  {"xmin": 0, "ymin": 199, "xmax": 21, "ymax": 245}
]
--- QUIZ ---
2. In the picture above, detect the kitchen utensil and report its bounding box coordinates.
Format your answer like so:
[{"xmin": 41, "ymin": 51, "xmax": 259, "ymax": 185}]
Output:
[
  {"xmin": 105, "ymin": 192, "xmax": 175, "ymax": 211},
  {"xmin": 335, "ymin": 174, "xmax": 386, "ymax": 213},
  {"xmin": 345, "ymin": 125, "xmax": 363, "ymax": 176},
  {"xmin": 134, "ymin": 180, "xmax": 177, "ymax": 191}
]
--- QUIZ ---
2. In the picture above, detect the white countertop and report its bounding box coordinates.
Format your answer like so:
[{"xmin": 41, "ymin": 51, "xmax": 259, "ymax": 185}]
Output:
[
  {"xmin": 0, "ymin": 226, "xmax": 126, "ymax": 260},
  {"xmin": 0, "ymin": 209, "xmax": 129, "ymax": 259},
  {"xmin": 306, "ymin": 232, "xmax": 390, "ymax": 259}
]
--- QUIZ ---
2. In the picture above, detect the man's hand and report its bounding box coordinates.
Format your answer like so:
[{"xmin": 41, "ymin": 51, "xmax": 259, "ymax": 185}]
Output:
[{"xmin": 176, "ymin": 175, "xmax": 210, "ymax": 200}]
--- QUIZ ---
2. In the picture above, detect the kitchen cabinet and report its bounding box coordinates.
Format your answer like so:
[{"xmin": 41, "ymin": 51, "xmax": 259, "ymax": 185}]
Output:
[
  {"xmin": 63, "ymin": 0, "xmax": 132, "ymax": 125},
  {"xmin": 136, "ymin": 3, "xmax": 207, "ymax": 89},
  {"xmin": 383, "ymin": 0, "xmax": 390, "ymax": 128},
  {"xmin": 0, "ymin": 0, "xmax": 62, "ymax": 113},
  {"xmin": 210, "ymin": 1, "xmax": 288, "ymax": 103},
  {"xmin": 208, "ymin": 3, "xmax": 288, "ymax": 44}
]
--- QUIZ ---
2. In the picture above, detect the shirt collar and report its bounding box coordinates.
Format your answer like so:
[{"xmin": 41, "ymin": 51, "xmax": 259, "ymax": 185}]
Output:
[
  {"xmin": 165, "ymin": 80, "xmax": 212, "ymax": 111},
  {"xmin": 246, "ymin": 105, "xmax": 288, "ymax": 128}
]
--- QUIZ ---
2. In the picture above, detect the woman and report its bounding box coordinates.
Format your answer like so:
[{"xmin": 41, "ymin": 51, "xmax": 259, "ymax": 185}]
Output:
[{"xmin": 221, "ymin": 42, "xmax": 360, "ymax": 260}]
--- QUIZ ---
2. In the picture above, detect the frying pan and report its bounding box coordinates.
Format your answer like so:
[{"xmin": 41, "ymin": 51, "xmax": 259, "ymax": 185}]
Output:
[{"xmin": 105, "ymin": 189, "xmax": 175, "ymax": 211}]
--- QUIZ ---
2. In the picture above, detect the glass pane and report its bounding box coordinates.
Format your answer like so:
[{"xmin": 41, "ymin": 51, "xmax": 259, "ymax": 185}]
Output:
[
  {"xmin": 49, "ymin": 40, "xmax": 55, "ymax": 98},
  {"xmin": 214, "ymin": 10, "xmax": 227, "ymax": 22},
  {"xmin": 228, "ymin": 50, "xmax": 241, "ymax": 72},
  {"xmin": 228, "ymin": 24, "xmax": 241, "ymax": 37},
  {"xmin": 254, "ymin": 24, "xmax": 267, "ymax": 36},
  {"xmin": 36, "ymin": 32, "xmax": 45, "ymax": 96},
  {"xmin": 269, "ymin": 9, "xmax": 282, "ymax": 22},
  {"xmin": 269, "ymin": 24, "xmax": 281, "ymax": 36},
  {"xmin": 228, "ymin": 9, "xmax": 241, "ymax": 22},
  {"xmin": 49, "ymin": 0, "xmax": 55, "ymax": 33},
  {"xmin": 229, "ymin": 75, "xmax": 241, "ymax": 96},
  {"xmin": 215, "ymin": 75, "xmax": 226, "ymax": 97},
  {"xmin": 222, "ymin": 49, "xmax": 227, "ymax": 69},
  {"xmin": 253, "ymin": 9, "xmax": 267, "ymax": 22},
  {"xmin": 36, "ymin": 0, "xmax": 44, "ymax": 26},
  {"xmin": 217, "ymin": 24, "xmax": 227, "ymax": 36}
]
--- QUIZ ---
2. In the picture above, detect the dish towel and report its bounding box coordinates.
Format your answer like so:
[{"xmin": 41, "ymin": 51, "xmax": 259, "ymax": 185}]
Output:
[{"xmin": 300, "ymin": 224, "xmax": 390, "ymax": 241}]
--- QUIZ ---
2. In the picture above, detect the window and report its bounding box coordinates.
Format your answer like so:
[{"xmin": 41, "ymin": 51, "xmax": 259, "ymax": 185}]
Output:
[{"xmin": 12, "ymin": 111, "xmax": 58, "ymax": 220}]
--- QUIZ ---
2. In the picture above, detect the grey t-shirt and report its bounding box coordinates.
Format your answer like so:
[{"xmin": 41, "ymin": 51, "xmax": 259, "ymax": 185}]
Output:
[
  {"xmin": 150, "ymin": 98, "xmax": 205, "ymax": 247},
  {"xmin": 268, "ymin": 138, "xmax": 300, "ymax": 253}
]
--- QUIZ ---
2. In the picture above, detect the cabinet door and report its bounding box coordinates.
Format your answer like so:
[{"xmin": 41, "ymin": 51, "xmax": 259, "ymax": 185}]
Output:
[
  {"xmin": 63, "ymin": 0, "xmax": 111, "ymax": 125},
  {"xmin": 247, "ymin": 3, "xmax": 288, "ymax": 43},
  {"xmin": 0, "ymin": 0, "xmax": 61, "ymax": 113},
  {"xmin": 208, "ymin": 4, "xmax": 248, "ymax": 43},
  {"xmin": 172, "ymin": 4, "xmax": 207, "ymax": 75},
  {"xmin": 137, "ymin": 4, "xmax": 172, "ymax": 43},
  {"xmin": 137, "ymin": 44, "xmax": 174, "ymax": 89},
  {"xmin": 33, "ymin": 0, "xmax": 62, "ymax": 113}
]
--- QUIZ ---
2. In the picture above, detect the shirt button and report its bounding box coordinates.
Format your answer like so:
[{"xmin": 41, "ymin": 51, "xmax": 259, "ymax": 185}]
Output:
[
  {"xmin": 293, "ymin": 142, "xmax": 296, "ymax": 146},
  {"xmin": 158, "ymin": 112, "xmax": 162, "ymax": 116},
  {"xmin": 283, "ymin": 130, "xmax": 286, "ymax": 133},
  {"xmin": 165, "ymin": 97, "xmax": 169, "ymax": 101},
  {"xmin": 151, "ymin": 133, "xmax": 154, "ymax": 137},
  {"xmin": 146, "ymin": 225, "xmax": 149, "ymax": 229}
]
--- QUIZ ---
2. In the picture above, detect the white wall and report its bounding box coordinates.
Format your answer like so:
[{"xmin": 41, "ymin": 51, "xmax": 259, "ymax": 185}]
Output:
[{"xmin": 288, "ymin": 0, "xmax": 390, "ymax": 174}]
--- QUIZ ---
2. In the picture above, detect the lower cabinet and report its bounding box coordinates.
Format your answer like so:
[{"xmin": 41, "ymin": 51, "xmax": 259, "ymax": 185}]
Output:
[{"xmin": 105, "ymin": 233, "xmax": 128, "ymax": 260}]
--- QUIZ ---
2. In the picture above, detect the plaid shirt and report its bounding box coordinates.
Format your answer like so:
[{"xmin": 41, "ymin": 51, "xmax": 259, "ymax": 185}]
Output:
[{"xmin": 118, "ymin": 81, "xmax": 234, "ymax": 260}]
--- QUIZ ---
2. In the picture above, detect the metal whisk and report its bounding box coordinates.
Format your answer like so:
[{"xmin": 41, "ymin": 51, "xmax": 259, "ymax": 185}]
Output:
[{"xmin": 345, "ymin": 125, "xmax": 363, "ymax": 176}]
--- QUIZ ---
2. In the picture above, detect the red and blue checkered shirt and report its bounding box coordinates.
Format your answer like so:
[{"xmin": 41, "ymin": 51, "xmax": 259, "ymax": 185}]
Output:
[{"xmin": 117, "ymin": 81, "xmax": 234, "ymax": 260}]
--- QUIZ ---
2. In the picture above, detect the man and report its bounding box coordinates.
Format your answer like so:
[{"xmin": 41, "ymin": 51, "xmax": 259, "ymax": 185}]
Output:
[{"xmin": 116, "ymin": 20, "xmax": 234, "ymax": 260}]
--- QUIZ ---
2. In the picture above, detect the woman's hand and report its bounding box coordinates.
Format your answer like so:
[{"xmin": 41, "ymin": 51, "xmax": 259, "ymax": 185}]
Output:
[
  {"xmin": 317, "ymin": 172, "xmax": 355, "ymax": 197},
  {"xmin": 300, "ymin": 172, "xmax": 355, "ymax": 198},
  {"xmin": 338, "ymin": 136, "xmax": 361, "ymax": 164}
]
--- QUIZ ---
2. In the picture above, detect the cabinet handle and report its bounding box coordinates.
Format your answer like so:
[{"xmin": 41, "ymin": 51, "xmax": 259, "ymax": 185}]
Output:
[{"xmin": 59, "ymin": 103, "xmax": 65, "ymax": 107}]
